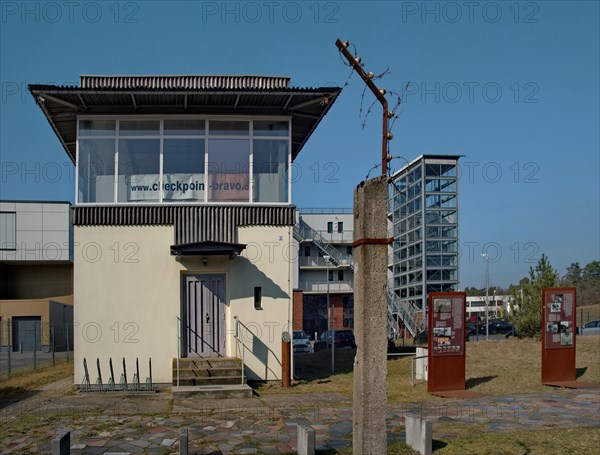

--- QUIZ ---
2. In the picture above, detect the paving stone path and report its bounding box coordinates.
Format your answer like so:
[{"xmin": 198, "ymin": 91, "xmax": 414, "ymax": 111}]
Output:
[{"xmin": 1, "ymin": 384, "xmax": 598, "ymax": 454}]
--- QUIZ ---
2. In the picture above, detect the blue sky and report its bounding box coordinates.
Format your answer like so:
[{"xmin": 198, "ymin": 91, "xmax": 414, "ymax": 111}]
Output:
[{"xmin": 1, "ymin": 1, "xmax": 598, "ymax": 289}]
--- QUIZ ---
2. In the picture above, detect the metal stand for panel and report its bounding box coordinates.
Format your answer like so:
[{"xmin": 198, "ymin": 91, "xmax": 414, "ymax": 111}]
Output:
[
  {"xmin": 82, "ymin": 358, "xmax": 91, "ymax": 392},
  {"xmin": 119, "ymin": 358, "xmax": 128, "ymax": 391},
  {"xmin": 95, "ymin": 358, "xmax": 104, "ymax": 391},
  {"xmin": 107, "ymin": 358, "xmax": 116, "ymax": 391}
]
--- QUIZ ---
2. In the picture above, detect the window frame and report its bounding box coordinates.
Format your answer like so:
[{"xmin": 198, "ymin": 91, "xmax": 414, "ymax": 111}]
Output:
[
  {"xmin": 76, "ymin": 115, "xmax": 292, "ymax": 206},
  {"xmin": 0, "ymin": 212, "xmax": 17, "ymax": 251}
]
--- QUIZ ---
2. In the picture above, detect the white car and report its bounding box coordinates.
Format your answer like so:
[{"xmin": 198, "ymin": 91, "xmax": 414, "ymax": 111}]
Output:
[
  {"xmin": 579, "ymin": 320, "xmax": 600, "ymax": 335},
  {"xmin": 293, "ymin": 330, "xmax": 313, "ymax": 353}
]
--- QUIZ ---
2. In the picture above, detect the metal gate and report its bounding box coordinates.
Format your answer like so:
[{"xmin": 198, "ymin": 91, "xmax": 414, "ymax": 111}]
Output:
[
  {"xmin": 12, "ymin": 317, "xmax": 42, "ymax": 352},
  {"xmin": 184, "ymin": 274, "xmax": 226, "ymax": 357}
]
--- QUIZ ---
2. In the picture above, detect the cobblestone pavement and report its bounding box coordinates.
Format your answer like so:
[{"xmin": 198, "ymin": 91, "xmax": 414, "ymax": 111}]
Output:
[{"xmin": 1, "ymin": 384, "xmax": 598, "ymax": 454}]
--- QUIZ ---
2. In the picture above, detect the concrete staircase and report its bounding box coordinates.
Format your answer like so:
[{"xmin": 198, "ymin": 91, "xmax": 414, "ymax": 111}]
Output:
[{"xmin": 172, "ymin": 357, "xmax": 252, "ymax": 399}]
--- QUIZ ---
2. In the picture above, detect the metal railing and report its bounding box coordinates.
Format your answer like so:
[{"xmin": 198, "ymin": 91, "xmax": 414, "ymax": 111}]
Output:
[
  {"xmin": 293, "ymin": 220, "xmax": 354, "ymax": 272},
  {"xmin": 298, "ymin": 280, "xmax": 354, "ymax": 293},
  {"xmin": 233, "ymin": 316, "xmax": 246, "ymax": 385},
  {"xmin": 294, "ymin": 218, "xmax": 425, "ymax": 342},
  {"xmin": 299, "ymin": 255, "xmax": 354, "ymax": 268},
  {"xmin": 387, "ymin": 287, "xmax": 426, "ymax": 338}
]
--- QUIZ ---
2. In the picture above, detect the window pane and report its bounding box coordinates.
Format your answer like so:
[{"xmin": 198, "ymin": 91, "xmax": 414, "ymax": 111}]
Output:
[
  {"xmin": 117, "ymin": 139, "xmax": 160, "ymax": 202},
  {"xmin": 252, "ymin": 139, "xmax": 288, "ymax": 202},
  {"xmin": 207, "ymin": 139, "xmax": 250, "ymax": 202},
  {"xmin": 163, "ymin": 139, "xmax": 205, "ymax": 202},
  {"xmin": 78, "ymin": 139, "xmax": 115, "ymax": 203},
  {"xmin": 209, "ymin": 120, "xmax": 249, "ymax": 136},
  {"xmin": 79, "ymin": 120, "xmax": 115, "ymax": 136},
  {"xmin": 164, "ymin": 119, "xmax": 205, "ymax": 136},
  {"xmin": 253, "ymin": 121, "xmax": 289, "ymax": 137},
  {"xmin": 440, "ymin": 164, "xmax": 456, "ymax": 177},
  {"xmin": 0, "ymin": 212, "xmax": 16, "ymax": 250},
  {"xmin": 119, "ymin": 120, "xmax": 160, "ymax": 136}
]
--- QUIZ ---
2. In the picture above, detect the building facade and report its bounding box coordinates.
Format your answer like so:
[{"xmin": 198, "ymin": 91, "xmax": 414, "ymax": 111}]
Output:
[
  {"xmin": 388, "ymin": 155, "xmax": 460, "ymax": 329},
  {"xmin": 0, "ymin": 200, "xmax": 73, "ymax": 351},
  {"xmin": 293, "ymin": 209, "xmax": 354, "ymax": 338},
  {"xmin": 466, "ymin": 295, "xmax": 513, "ymax": 321},
  {"xmin": 30, "ymin": 75, "xmax": 340, "ymax": 384}
]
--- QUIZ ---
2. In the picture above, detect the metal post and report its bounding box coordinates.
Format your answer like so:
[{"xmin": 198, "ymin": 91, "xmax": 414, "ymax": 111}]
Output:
[
  {"xmin": 66, "ymin": 324, "xmax": 70, "ymax": 363},
  {"xmin": 481, "ymin": 253, "xmax": 489, "ymax": 341},
  {"xmin": 7, "ymin": 319, "xmax": 11, "ymax": 374},
  {"xmin": 324, "ymin": 255, "xmax": 334, "ymax": 374},
  {"xmin": 52, "ymin": 323, "xmax": 56, "ymax": 366},
  {"xmin": 176, "ymin": 317, "xmax": 180, "ymax": 388},
  {"xmin": 33, "ymin": 322, "xmax": 37, "ymax": 369},
  {"xmin": 335, "ymin": 38, "xmax": 390, "ymax": 176}
]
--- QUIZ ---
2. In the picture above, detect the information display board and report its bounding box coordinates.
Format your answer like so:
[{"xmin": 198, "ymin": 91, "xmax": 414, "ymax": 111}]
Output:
[
  {"xmin": 427, "ymin": 292, "xmax": 466, "ymax": 393},
  {"xmin": 431, "ymin": 296, "xmax": 465, "ymax": 357},
  {"xmin": 543, "ymin": 290, "xmax": 575, "ymax": 349},
  {"xmin": 541, "ymin": 288, "xmax": 576, "ymax": 384}
]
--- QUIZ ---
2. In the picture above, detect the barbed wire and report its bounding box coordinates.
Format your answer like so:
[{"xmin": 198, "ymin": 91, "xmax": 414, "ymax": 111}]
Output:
[{"xmin": 337, "ymin": 42, "xmax": 413, "ymax": 178}]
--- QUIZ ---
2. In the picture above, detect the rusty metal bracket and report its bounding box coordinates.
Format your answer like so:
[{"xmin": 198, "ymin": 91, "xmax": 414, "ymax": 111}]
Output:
[
  {"xmin": 352, "ymin": 237, "xmax": 394, "ymax": 248},
  {"xmin": 336, "ymin": 38, "xmax": 390, "ymax": 176}
]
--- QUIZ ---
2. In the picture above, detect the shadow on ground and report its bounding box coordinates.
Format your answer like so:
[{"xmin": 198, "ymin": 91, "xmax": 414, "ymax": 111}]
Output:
[
  {"xmin": 576, "ymin": 367, "xmax": 587, "ymax": 378},
  {"xmin": 0, "ymin": 387, "xmax": 38, "ymax": 409},
  {"xmin": 465, "ymin": 376, "xmax": 497, "ymax": 389},
  {"xmin": 293, "ymin": 349, "xmax": 356, "ymax": 381}
]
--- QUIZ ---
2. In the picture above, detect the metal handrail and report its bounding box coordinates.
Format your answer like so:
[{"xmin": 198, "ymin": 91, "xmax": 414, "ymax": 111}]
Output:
[
  {"xmin": 176, "ymin": 317, "xmax": 181, "ymax": 388},
  {"xmin": 178, "ymin": 315, "xmax": 222, "ymax": 358},
  {"xmin": 233, "ymin": 316, "xmax": 245, "ymax": 384}
]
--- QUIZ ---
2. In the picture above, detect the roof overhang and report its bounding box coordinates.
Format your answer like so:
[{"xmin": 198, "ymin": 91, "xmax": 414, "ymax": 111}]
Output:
[
  {"xmin": 28, "ymin": 75, "xmax": 342, "ymax": 163},
  {"xmin": 170, "ymin": 241, "xmax": 246, "ymax": 259}
]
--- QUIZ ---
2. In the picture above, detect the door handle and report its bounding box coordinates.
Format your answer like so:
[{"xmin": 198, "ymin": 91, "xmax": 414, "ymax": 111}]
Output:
[{"xmin": 205, "ymin": 313, "xmax": 210, "ymax": 324}]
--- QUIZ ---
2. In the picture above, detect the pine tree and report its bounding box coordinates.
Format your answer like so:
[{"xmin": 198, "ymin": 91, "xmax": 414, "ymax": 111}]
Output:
[{"xmin": 511, "ymin": 254, "xmax": 558, "ymax": 337}]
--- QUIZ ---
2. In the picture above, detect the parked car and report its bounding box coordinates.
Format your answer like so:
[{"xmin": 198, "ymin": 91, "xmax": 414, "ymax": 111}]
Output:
[
  {"xmin": 579, "ymin": 320, "xmax": 600, "ymax": 335},
  {"xmin": 486, "ymin": 320, "xmax": 515, "ymax": 335},
  {"xmin": 314, "ymin": 329, "xmax": 356, "ymax": 351},
  {"xmin": 293, "ymin": 330, "xmax": 313, "ymax": 354},
  {"xmin": 466, "ymin": 323, "xmax": 478, "ymax": 337}
]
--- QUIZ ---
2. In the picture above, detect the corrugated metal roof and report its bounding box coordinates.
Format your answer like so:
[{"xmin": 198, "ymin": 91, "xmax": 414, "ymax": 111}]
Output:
[
  {"xmin": 29, "ymin": 75, "xmax": 341, "ymax": 163},
  {"xmin": 80, "ymin": 75, "xmax": 291, "ymax": 91}
]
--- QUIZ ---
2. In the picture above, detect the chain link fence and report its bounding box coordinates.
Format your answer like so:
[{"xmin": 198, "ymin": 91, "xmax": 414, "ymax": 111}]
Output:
[{"xmin": 0, "ymin": 318, "xmax": 73, "ymax": 377}]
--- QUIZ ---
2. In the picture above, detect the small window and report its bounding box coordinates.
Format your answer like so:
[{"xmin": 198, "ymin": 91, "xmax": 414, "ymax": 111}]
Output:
[
  {"xmin": 338, "ymin": 270, "xmax": 344, "ymax": 281},
  {"xmin": 347, "ymin": 246, "xmax": 353, "ymax": 255},
  {"xmin": 304, "ymin": 246, "xmax": 311, "ymax": 257},
  {"xmin": 0, "ymin": 212, "xmax": 17, "ymax": 250},
  {"xmin": 328, "ymin": 270, "xmax": 333, "ymax": 281},
  {"xmin": 337, "ymin": 222, "xmax": 344, "ymax": 233},
  {"xmin": 254, "ymin": 287, "xmax": 262, "ymax": 309},
  {"xmin": 327, "ymin": 222, "xmax": 333, "ymax": 233}
]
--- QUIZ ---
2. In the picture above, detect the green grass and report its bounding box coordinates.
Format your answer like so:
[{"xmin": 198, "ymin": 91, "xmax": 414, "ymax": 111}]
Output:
[
  {"xmin": 0, "ymin": 359, "xmax": 73, "ymax": 402},
  {"xmin": 255, "ymin": 336, "xmax": 600, "ymax": 402}
]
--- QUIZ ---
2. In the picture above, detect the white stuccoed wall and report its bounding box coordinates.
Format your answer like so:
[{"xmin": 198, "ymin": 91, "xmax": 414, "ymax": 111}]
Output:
[{"xmin": 73, "ymin": 224, "xmax": 293, "ymax": 385}]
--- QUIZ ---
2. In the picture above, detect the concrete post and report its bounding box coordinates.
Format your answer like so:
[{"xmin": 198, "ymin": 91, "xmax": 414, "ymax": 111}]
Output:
[
  {"xmin": 297, "ymin": 422, "xmax": 316, "ymax": 455},
  {"xmin": 51, "ymin": 431, "xmax": 70, "ymax": 455},
  {"xmin": 179, "ymin": 427, "xmax": 188, "ymax": 455},
  {"xmin": 405, "ymin": 414, "xmax": 432, "ymax": 455},
  {"xmin": 352, "ymin": 176, "xmax": 389, "ymax": 454}
]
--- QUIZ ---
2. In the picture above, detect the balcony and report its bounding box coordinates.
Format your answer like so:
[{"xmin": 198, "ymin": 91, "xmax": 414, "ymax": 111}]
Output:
[
  {"xmin": 299, "ymin": 230, "xmax": 354, "ymax": 244},
  {"xmin": 298, "ymin": 279, "xmax": 354, "ymax": 293},
  {"xmin": 299, "ymin": 255, "xmax": 354, "ymax": 269}
]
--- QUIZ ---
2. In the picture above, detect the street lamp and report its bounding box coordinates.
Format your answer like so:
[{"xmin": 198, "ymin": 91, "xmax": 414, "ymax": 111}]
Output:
[
  {"xmin": 481, "ymin": 253, "xmax": 490, "ymax": 341},
  {"xmin": 323, "ymin": 255, "xmax": 334, "ymax": 374}
]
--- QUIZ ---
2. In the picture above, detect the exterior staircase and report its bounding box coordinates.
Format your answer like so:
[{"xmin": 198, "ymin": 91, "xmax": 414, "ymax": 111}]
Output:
[
  {"xmin": 293, "ymin": 219, "xmax": 353, "ymax": 271},
  {"xmin": 294, "ymin": 216, "xmax": 425, "ymax": 338},
  {"xmin": 172, "ymin": 357, "xmax": 252, "ymax": 399}
]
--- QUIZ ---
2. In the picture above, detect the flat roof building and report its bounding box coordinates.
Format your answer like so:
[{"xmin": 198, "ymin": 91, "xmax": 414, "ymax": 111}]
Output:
[
  {"xmin": 388, "ymin": 154, "xmax": 461, "ymax": 335},
  {"xmin": 30, "ymin": 75, "xmax": 340, "ymax": 385}
]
